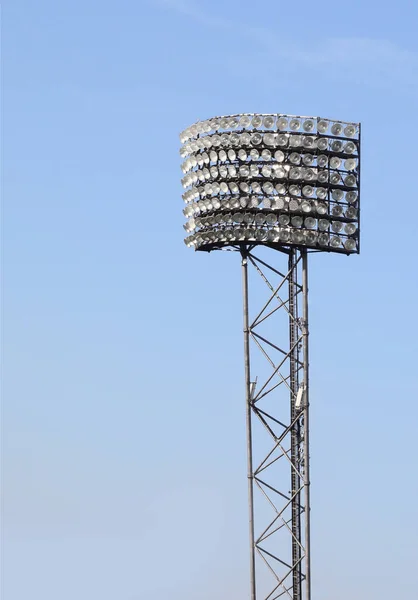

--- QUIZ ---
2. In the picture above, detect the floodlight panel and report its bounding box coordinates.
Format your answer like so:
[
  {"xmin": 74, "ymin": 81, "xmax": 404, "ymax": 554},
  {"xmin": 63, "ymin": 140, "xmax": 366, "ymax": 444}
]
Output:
[{"xmin": 180, "ymin": 113, "xmax": 361, "ymax": 255}]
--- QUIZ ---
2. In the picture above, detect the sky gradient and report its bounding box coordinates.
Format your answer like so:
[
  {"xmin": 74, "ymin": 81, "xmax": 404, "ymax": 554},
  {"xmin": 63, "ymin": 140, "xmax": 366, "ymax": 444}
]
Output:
[{"xmin": 3, "ymin": 1, "xmax": 418, "ymax": 598}]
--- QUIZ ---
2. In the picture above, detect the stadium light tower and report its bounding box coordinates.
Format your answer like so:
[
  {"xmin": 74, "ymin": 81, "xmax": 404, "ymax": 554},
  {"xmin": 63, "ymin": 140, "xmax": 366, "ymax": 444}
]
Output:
[{"xmin": 179, "ymin": 113, "xmax": 361, "ymax": 600}]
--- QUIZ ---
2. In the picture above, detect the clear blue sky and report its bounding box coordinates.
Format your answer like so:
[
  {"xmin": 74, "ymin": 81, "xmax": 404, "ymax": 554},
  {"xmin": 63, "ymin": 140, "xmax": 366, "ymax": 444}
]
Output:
[{"xmin": 3, "ymin": 1, "xmax": 418, "ymax": 598}]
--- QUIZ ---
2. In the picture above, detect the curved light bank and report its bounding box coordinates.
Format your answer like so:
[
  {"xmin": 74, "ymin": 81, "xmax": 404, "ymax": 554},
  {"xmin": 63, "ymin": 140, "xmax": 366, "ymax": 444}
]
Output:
[{"xmin": 180, "ymin": 113, "xmax": 361, "ymax": 255}]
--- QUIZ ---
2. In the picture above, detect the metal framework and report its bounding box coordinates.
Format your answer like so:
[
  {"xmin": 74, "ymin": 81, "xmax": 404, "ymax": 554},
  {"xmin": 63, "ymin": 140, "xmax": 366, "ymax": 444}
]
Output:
[
  {"xmin": 179, "ymin": 112, "xmax": 361, "ymax": 600},
  {"xmin": 241, "ymin": 245, "xmax": 310, "ymax": 600}
]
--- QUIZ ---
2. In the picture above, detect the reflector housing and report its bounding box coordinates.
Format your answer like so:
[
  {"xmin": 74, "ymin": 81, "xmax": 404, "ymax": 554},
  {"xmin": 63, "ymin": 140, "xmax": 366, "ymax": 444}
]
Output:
[{"xmin": 180, "ymin": 113, "xmax": 361, "ymax": 254}]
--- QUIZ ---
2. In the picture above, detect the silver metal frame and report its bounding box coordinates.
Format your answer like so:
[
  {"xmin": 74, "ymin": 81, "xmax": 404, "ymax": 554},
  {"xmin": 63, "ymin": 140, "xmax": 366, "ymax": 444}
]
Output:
[
  {"xmin": 241, "ymin": 246, "xmax": 310, "ymax": 600},
  {"xmin": 180, "ymin": 113, "xmax": 361, "ymax": 600}
]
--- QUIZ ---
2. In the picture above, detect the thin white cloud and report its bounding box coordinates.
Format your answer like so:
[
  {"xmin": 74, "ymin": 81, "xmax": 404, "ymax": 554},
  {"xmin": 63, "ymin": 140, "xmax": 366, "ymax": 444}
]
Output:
[
  {"xmin": 152, "ymin": 0, "xmax": 418, "ymax": 90},
  {"xmin": 152, "ymin": 0, "xmax": 229, "ymax": 27}
]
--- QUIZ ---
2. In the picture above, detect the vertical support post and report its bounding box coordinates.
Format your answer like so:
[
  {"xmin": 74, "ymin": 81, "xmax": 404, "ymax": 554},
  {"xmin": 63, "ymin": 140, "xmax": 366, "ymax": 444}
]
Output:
[
  {"xmin": 242, "ymin": 248, "xmax": 256, "ymax": 600},
  {"xmin": 302, "ymin": 250, "xmax": 311, "ymax": 600},
  {"xmin": 289, "ymin": 249, "xmax": 302, "ymax": 600}
]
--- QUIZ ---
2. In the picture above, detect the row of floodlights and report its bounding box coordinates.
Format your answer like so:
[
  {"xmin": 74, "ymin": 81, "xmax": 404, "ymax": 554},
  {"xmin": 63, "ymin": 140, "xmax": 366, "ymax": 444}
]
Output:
[
  {"xmin": 184, "ymin": 184, "xmax": 358, "ymax": 205},
  {"xmin": 183, "ymin": 192, "xmax": 359, "ymax": 215},
  {"xmin": 185, "ymin": 200, "xmax": 358, "ymax": 221},
  {"xmin": 185, "ymin": 199, "xmax": 358, "ymax": 220},
  {"xmin": 184, "ymin": 227, "xmax": 357, "ymax": 252},
  {"xmin": 180, "ymin": 116, "xmax": 358, "ymax": 144},
  {"xmin": 182, "ymin": 166, "xmax": 358, "ymax": 191},
  {"xmin": 185, "ymin": 214, "xmax": 358, "ymax": 235},
  {"xmin": 181, "ymin": 150, "xmax": 357, "ymax": 174},
  {"xmin": 180, "ymin": 133, "xmax": 358, "ymax": 158}
]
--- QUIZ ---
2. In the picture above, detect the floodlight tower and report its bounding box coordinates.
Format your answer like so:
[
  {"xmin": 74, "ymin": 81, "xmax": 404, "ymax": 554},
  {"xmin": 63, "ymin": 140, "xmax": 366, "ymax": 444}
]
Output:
[{"xmin": 179, "ymin": 113, "xmax": 361, "ymax": 600}]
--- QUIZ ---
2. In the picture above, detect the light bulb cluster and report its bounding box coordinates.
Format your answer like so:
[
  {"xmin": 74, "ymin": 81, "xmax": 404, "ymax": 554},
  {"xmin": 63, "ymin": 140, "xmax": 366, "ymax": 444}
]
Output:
[
  {"xmin": 180, "ymin": 134, "xmax": 357, "ymax": 161},
  {"xmin": 179, "ymin": 114, "xmax": 360, "ymax": 254},
  {"xmin": 180, "ymin": 114, "xmax": 359, "ymax": 145}
]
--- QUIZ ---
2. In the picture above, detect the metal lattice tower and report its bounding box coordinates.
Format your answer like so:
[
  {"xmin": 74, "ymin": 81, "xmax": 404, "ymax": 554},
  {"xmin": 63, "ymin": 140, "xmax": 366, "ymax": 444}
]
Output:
[
  {"xmin": 242, "ymin": 246, "xmax": 310, "ymax": 600},
  {"xmin": 179, "ymin": 113, "xmax": 361, "ymax": 600}
]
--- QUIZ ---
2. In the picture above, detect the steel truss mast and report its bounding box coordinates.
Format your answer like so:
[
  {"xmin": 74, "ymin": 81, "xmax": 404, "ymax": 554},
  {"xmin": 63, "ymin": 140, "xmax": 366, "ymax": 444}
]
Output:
[{"xmin": 241, "ymin": 246, "xmax": 311, "ymax": 600}]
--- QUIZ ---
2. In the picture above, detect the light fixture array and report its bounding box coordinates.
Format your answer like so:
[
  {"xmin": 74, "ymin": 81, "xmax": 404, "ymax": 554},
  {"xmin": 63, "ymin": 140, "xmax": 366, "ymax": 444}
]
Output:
[{"xmin": 179, "ymin": 114, "xmax": 361, "ymax": 254}]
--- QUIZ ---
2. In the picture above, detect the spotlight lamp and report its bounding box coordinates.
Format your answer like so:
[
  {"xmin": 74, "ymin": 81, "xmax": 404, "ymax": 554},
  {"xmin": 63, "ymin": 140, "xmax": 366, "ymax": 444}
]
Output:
[{"xmin": 180, "ymin": 114, "xmax": 361, "ymax": 254}]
